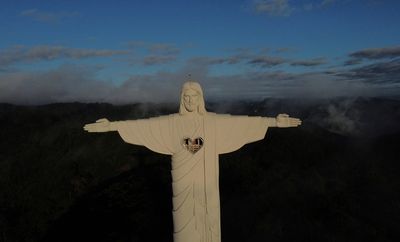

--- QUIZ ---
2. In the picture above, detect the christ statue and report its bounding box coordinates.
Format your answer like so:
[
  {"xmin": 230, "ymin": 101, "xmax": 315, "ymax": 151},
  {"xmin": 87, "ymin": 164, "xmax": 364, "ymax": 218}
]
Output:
[{"xmin": 84, "ymin": 81, "xmax": 301, "ymax": 242}]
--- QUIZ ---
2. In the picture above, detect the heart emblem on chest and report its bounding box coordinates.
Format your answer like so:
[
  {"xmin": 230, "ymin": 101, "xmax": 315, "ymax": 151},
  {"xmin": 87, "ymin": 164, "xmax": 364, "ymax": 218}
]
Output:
[{"xmin": 182, "ymin": 137, "xmax": 204, "ymax": 154}]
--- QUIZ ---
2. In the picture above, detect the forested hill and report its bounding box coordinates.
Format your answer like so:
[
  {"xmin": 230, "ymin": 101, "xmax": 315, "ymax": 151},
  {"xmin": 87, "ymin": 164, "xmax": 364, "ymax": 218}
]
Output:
[{"xmin": 0, "ymin": 98, "xmax": 399, "ymax": 242}]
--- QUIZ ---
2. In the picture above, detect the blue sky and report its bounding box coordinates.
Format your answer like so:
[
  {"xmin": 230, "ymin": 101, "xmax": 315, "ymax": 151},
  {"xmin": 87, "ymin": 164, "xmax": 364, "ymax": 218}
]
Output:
[{"xmin": 0, "ymin": 0, "xmax": 399, "ymax": 104}]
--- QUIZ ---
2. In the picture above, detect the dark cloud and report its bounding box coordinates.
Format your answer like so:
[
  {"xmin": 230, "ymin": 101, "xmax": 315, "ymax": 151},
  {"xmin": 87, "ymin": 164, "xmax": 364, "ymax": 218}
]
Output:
[
  {"xmin": 125, "ymin": 41, "xmax": 181, "ymax": 66},
  {"xmin": 188, "ymin": 57, "xmax": 228, "ymax": 66},
  {"xmin": 147, "ymin": 43, "xmax": 180, "ymax": 55},
  {"xmin": 189, "ymin": 53, "xmax": 327, "ymax": 68},
  {"xmin": 290, "ymin": 57, "xmax": 327, "ymax": 67},
  {"xmin": 142, "ymin": 55, "xmax": 177, "ymax": 65},
  {"xmin": 188, "ymin": 55, "xmax": 247, "ymax": 66},
  {"xmin": 142, "ymin": 43, "xmax": 180, "ymax": 65},
  {"xmin": 248, "ymin": 56, "xmax": 287, "ymax": 67},
  {"xmin": 227, "ymin": 47, "xmax": 253, "ymax": 54},
  {"xmin": 129, "ymin": 44, "xmax": 329, "ymax": 69},
  {"xmin": 344, "ymin": 58, "xmax": 363, "ymax": 66},
  {"xmin": 19, "ymin": 9, "xmax": 79, "ymax": 23},
  {"xmin": 349, "ymin": 46, "xmax": 400, "ymax": 60},
  {"xmin": 0, "ymin": 46, "xmax": 129, "ymax": 67},
  {"xmin": 339, "ymin": 59, "xmax": 400, "ymax": 84},
  {"xmin": 125, "ymin": 41, "xmax": 180, "ymax": 55},
  {"xmin": 188, "ymin": 48, "xmax": 327, "ymax": 68}
]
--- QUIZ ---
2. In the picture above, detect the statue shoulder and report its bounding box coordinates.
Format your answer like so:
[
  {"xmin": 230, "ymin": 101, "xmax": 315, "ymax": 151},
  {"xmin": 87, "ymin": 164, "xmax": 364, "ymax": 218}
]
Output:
[
  {"xmin": 204, "ymin": 112, "xmax": 229, "ymax": 119},
  {"xmin": 168, "ymin": 113, "xmax": 180, "ymax": 119},
  {"xmin": 213, "ymin": 113, "xmax": 234, "ymax": 118},
  {"xmin": 213, "ymin": 113, "xmax": 265, "ymax": 121},
  {"xmin": 209, "ymin": 113, "xmax": 233, "ymax": 122},
  {"xmin": 147, "ymin": 114, "xmax": 177, "ymax": 121},
  {"xmin": 206, "ymin": 112, "xmax": 217, "ymax": 116}
]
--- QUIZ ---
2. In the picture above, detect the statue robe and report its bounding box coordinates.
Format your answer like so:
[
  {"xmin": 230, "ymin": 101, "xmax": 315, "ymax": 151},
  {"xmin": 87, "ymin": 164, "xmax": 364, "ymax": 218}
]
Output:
[{"xmin": 116, "ymin": 113, "xmax": 269, "ymax": 242}]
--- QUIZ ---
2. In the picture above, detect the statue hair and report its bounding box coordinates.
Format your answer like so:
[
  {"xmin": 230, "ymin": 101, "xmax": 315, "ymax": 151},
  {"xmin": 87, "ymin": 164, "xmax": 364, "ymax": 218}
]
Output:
[{"xmin": 179, "ymin": 81, "xmax": 207, "ymax": 115}]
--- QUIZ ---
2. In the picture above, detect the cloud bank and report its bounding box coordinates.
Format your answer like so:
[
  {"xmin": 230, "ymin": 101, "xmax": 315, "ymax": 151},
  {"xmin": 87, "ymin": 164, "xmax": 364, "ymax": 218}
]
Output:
[
  {"xmin": 0, "ymin": 46, "xmax": 129, "ymax": 68},
  {"xmin": 349, "ymin": 46, "xmax": 400, "ymax": 60},
  {"xmin": 1, "ymin": 45, "xmax": 399, "ymax": 105},
  {"xmin": 0, "ymin": 62, "xmax": 396, "ymax": 105}
]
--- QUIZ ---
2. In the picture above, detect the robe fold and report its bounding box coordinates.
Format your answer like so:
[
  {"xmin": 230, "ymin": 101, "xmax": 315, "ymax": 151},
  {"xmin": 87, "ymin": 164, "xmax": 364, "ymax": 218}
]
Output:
[{"xmin": 116, "ymin": 113, "xmax": 269, "ymax": 242}]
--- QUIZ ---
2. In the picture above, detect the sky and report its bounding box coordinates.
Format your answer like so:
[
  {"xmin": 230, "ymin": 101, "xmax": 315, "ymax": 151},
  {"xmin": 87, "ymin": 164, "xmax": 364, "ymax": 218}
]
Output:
[{"xmin": 0, "ymin": 0, "xmax": 399, "ymax": 104}]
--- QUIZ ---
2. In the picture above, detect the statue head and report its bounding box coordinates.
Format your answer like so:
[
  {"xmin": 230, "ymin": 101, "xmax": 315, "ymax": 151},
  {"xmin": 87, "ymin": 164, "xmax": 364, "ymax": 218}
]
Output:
[{"xmin": 179, "ymin": 81, "xmax": 207, "ymax": 115}]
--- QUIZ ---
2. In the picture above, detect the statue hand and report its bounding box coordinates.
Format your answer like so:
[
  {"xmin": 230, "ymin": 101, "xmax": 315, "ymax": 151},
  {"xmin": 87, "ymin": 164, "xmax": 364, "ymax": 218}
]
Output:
[
  {"xmin": 276, "ymin": 114, "xmax": 302, "ymax": 128},
  {"xmin": 83, "ymin": 118, "xmax": 111, "ymax": 132}
]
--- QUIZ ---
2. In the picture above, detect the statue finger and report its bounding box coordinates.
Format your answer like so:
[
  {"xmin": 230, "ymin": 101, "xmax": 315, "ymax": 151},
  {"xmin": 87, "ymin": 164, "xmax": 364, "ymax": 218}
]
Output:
[
  {"xmin": 292, "ymin": 118, "xmax": 301, "ymax": 123},
  {"xmin": 85, "ymin": 123, "xmax": 97, "ymax": 131},
  {"xmin": 294, "ymin": 119, "xmax": 301, "ymax": 124},
  {"xmin": 290, "ymin": 119, "xmax": 301, "ymax": 126}
]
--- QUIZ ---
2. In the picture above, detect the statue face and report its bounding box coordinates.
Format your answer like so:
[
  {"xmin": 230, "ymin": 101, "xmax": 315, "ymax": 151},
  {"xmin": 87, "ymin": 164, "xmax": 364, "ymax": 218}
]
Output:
[{"xmin": 183, "ymin": 89, "xmax": 200, "ymax": 112}]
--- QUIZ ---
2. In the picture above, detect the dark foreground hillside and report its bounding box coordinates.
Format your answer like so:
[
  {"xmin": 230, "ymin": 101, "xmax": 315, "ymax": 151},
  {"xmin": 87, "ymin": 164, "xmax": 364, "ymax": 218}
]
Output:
[{"xmin": 0, "ymin": 98, "xmax": 399, "ymax": 242}]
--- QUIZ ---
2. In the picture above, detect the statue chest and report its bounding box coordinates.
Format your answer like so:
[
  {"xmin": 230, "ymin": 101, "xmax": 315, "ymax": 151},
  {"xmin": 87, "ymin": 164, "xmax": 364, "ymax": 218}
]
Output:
[{"xmin": 174, "ymin": 116, "xmax": 205, "ymax": 154}]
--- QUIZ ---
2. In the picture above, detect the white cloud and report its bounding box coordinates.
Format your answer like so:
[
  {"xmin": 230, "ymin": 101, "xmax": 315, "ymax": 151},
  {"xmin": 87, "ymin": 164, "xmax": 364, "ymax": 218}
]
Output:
[
  {"xmin": 19, "ymin": 9, "xmax": 79, "ymax": 23},
  {"xmin": 0, "ymin": 65, "xmax": 113, "ymax": 105},
  {"xmin": 253, "ymin": 0, "xmax": 294, "ymax": 17},
  {"xmin": 252, "ymin": 0, "xmax": 342, "ymax": 16},
  {"xmin": 320, "ymin": 0, "xmax": 336, "ymax": 7}
]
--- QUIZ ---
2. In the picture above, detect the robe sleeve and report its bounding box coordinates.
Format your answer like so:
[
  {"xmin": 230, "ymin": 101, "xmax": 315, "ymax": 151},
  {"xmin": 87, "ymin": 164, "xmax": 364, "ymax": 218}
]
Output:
[
  {"xmin": 216, "ymin": 114, "xmax": 269, "ymax": 154},
  {"xmin": 114, "ymin": 115, "xmax": 174, "ymax": 155}
]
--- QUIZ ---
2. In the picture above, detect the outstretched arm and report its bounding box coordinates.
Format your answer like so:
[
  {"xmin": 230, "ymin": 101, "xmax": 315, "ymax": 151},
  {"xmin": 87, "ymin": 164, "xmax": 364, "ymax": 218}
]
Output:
[
  {"xmin": 84, "ymin": 116, "xmax": 174, "ymax": 155},
  {"xmin": 265, "ymin": 114, "xmax": 302, "ymax": 128},
  {"xmin": 83, "ymin": 118, "xmax": 118, "ymax": 132}
]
